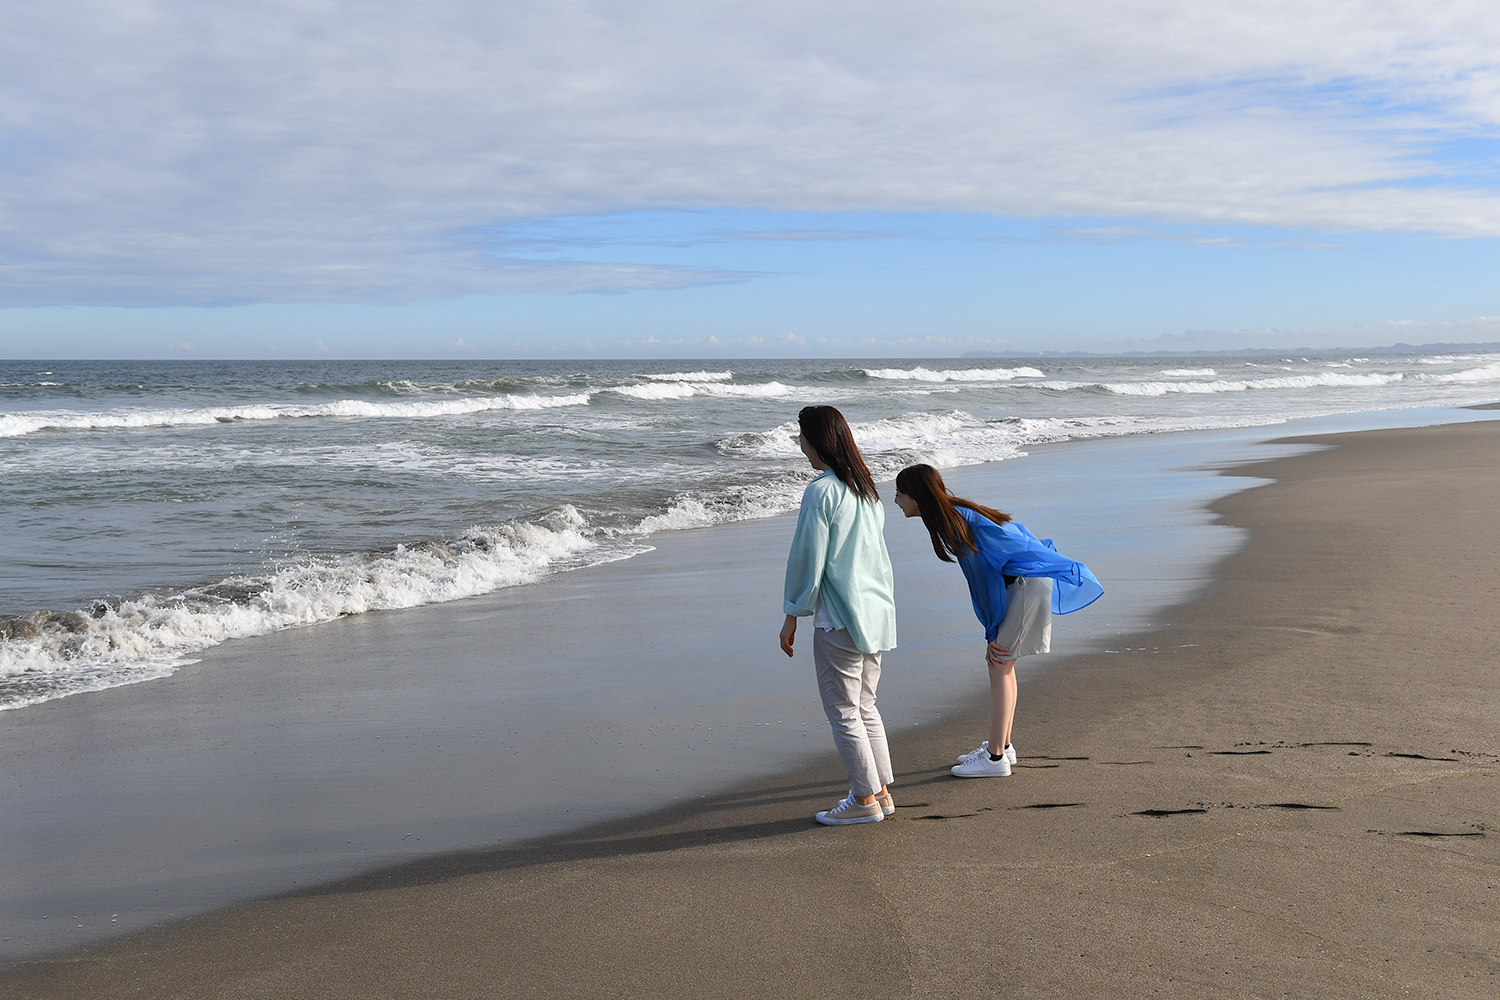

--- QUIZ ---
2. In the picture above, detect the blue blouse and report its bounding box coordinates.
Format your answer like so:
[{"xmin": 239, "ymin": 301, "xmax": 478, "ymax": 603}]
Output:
[{"xmin": 955, "ymin": 507, "xmax": 1103, "ymax": 642}]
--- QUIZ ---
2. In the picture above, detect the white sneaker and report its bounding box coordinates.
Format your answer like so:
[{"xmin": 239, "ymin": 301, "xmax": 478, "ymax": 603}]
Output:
[
  {"xmin": 875, "ymin": 789, "xmax": 895, "ymax": 817},
  {"xmin": 957, "ymin": 741, "xmax": 989, "ymax": 763},
  {"xmin": 952, "ymin": 753, "xmax": 1012, "ymax": 778},
  {"xmin": 816, "ymin": 793, "xmax": 885, "ymax": 825},
  {"xmin": 957, "ymin": 742, "xmax": 1017, "ymax": 764}
]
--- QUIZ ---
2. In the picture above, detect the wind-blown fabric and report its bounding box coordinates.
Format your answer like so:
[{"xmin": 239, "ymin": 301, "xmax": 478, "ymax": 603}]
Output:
[{"xmin": 956, "ymin": 507, "xmax": 1103, "ymax": 643}]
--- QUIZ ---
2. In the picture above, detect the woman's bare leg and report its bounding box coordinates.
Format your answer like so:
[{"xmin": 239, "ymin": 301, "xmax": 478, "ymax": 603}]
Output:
[{"xmin": 988, "ymin": 657, "xmax": 1018, "ymax": 753}]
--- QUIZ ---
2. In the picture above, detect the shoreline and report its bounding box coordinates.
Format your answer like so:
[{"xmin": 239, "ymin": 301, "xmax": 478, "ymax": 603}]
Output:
[{"xmin": 4, "ymin": 410, "xmax": 1500, "ymax": 993}]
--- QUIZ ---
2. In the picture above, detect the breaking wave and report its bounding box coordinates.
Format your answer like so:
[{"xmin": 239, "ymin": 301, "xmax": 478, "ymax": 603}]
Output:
[
  {"xmin": 0, "ymin": 508, "xmax": 641, "ymax": 710},
  {"xmin": 645, "ymin": 371, "xmax": 733, "ymax": 382},
  {"xmin": 1418, "ymin": 360, "xmax": 1500, "ymax": 383},
  {"xmin": 0, "ymin": 393, "xmax": 594, "ymax": 439},
  {"xmin": 606, "ymin": 380, "xmax": 791, "ymax": 400},
  {"xmin": 1038, "ymin": 370, "xmax": 1407, "ymax": 396},
  {"xmin": 862, "ymin": 366, "xmax": 1046, "ymax": 382}
]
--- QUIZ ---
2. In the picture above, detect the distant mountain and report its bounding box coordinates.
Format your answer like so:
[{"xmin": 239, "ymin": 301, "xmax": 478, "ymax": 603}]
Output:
[{"xmin": 961, "ymin": 342, "xmax": 1500, "ymax": 359}]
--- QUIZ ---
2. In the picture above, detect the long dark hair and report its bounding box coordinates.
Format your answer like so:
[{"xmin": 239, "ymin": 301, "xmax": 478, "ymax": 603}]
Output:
[
  {"xmin": 894, "ymin": 464, "xmax": 1011, "ymax": 562},
  {"xmin": 798, "ymin": 405, "xmax": 878, "ymax": 502}
]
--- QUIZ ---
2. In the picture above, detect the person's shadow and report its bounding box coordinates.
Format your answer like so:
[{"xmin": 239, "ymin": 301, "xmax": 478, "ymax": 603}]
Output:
[{"xmin": 282, "ymin": 765, "xmax": 956, "ymax": 899}]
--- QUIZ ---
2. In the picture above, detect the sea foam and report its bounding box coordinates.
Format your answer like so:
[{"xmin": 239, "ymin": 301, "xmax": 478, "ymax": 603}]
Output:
[
  {"xmin": 607, "ymin": 380, "xmax": 790, "ymax": 400},
  {"xmin": 1420, "ymin": 360, "xmax": 1500, "ymax": 383},
  {"xmin": 0, "ymin": 508, "xmax": 636, "ymax": 709},
  {"xmin": 863, "ymin": 365, "xmax": 1045, "ymax": 382},
  {"xmin": 645, "ymin": 371, "xmax": 734, "ymax": 382},
  {"xmin": 0, "ymin": 393, "xmax": 594, "ymax": 438},
  {"xmin": 1039, "ymin": 370, "xmax": 1406, "ymax": 396}
]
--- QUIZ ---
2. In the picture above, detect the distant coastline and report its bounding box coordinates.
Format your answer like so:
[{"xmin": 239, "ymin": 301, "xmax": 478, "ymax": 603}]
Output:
[{"xmin": 963, "ymin": 340, "xmax": 1500, "ymax": 358}]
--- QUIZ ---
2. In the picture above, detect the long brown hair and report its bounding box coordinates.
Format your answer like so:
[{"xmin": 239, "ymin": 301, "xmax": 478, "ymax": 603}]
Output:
[
  {"xmin": 798, "ymin": 405, "xmax": 878, "ymax": 502},
  {"xmin": 894, "ymin": 464, "xmax": 1011, "ymax": 562}
]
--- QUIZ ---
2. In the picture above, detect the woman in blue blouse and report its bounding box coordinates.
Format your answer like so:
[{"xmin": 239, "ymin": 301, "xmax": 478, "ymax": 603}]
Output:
[
  {"xmin": 782, "ymin": 406, "xmax": 898, "ymax": 825},
  {"xmin": 893, "ymin": 464, "xmax": 1102, "ymax": 778}
]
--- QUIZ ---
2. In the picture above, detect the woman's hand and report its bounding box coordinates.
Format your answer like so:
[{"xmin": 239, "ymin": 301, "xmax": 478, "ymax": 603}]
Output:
[
  {"xmin": 986, "ymin": 639, "xmax": 1013, "ymax": 666},
  {"xmin": 779, "ymin": 614, "xmax": 798, "ymax": 657}
]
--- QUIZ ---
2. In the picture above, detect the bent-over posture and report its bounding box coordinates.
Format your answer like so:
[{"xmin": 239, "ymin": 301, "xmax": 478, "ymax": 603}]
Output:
[{"xmin": 893, "ymin": 464, "xmax": 1101, "ymax": 777}]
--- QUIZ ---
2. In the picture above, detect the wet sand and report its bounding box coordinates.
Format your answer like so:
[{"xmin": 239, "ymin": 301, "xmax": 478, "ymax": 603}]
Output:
[
  {"xmin": 1, "ymin": 422, "xmax": 1261, "ymax": 961},
  {"xmin": 6, "ymin": 419, "xmax": 1500, "ymax": 998}
]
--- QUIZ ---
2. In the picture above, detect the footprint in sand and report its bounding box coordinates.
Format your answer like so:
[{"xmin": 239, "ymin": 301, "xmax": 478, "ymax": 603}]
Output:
[
  {"xmin": 1256, "ymin": 802, "xmax": 1340, "ymax": 811},
  {"xmin": 1133, "ymin": 807, "xmax": 1208, "ymax": 817},
  {"xmin": 916, "ymin": 807, "xmax": 993, "ymax": 821},
  {"xmin": 1388, "ymin": 830, "xmax": 1487, "ymax": 838}
]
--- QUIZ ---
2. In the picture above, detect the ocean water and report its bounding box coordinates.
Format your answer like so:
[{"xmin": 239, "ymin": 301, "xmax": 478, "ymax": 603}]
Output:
[{"xmin": 3, "ymin": 352, "xmax": 1499, "ymax": 710}]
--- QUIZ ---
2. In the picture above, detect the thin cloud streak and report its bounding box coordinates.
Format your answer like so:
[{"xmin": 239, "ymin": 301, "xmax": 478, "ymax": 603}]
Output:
[{"xmin": 3, "ymin": 1, "xmax": 1500, "ymax": 305}]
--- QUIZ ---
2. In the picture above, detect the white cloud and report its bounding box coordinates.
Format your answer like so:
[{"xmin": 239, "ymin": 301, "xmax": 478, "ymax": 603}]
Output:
[{"xmin": 4, "ymin": 1, "xmax": 1500, "ymax": 306}]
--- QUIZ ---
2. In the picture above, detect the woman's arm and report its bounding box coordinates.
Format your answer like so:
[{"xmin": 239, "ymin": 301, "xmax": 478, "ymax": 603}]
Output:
[
  {"xmin": 781, "ymin": 481, "xmax": 832, "ymax": 657},
  {"xmin": 783, "ymin": 484, "xmax": 832, "ymax": 619}
]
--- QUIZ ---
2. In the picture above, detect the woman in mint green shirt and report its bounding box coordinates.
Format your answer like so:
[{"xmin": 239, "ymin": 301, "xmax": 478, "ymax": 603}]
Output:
[{"xmin": 780, "ymin": 406, "xmax": 898, "ymax": 826}]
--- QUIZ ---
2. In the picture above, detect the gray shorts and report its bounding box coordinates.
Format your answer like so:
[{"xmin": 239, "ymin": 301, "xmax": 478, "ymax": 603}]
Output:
[{"xmin": 993, "ymin": 577, "xmax": 1053, "ymax": 657}]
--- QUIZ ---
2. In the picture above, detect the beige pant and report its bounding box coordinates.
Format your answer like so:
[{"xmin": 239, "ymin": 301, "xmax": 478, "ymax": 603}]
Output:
[{"xmin": 813, "ymin": 627, "xmax": 893, "ymax": 797}]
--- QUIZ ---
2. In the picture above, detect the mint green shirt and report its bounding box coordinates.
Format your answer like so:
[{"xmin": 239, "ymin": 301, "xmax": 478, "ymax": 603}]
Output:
[{"xmin": 783, "ymin": 470, "xmax": 898, "ymax": 654}]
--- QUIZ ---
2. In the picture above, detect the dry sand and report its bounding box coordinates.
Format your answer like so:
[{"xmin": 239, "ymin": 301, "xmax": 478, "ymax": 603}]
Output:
[{"xmin": 6, "ymin": 420, "xmax": 1498, "ymax": 998}]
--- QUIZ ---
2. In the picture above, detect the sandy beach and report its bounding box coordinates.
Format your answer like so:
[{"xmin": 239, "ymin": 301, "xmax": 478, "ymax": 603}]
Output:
[
  {"xmin": 6, "ymin": 417, "xmax": 1499, "ymax": 998},
  {"xmin": 1, "ymin": 418, "xmax": 1259, "ymax": 962}
]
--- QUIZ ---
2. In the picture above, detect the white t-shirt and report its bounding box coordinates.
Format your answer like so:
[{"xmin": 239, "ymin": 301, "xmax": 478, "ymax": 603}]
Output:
[{"xmin": 813, "ymin": 596, "xmax": 835, "ymax": 631}]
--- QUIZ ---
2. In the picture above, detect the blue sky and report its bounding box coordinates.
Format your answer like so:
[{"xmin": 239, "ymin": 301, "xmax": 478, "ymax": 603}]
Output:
[{"xmin": 3, "ymin": 1, "xmax": 1500, "ymax": 358}]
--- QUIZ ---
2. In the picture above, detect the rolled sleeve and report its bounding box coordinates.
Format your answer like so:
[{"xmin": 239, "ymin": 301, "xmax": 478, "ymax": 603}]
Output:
[{"xmin": 783, "ymin": 481, "xmax": 832, "ymax": 616}]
